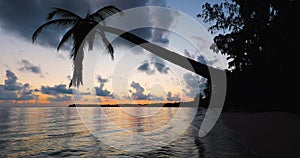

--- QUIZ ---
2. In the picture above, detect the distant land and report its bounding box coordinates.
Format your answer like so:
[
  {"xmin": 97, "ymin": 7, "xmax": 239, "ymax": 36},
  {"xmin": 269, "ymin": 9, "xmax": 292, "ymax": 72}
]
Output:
[
  {"xmin": 68, "ymin": 101, "xmax": 203, "ymax": 108},
  {"xmin": 69, "ymin": 94, "xmax": 211, "ymax": 108}
]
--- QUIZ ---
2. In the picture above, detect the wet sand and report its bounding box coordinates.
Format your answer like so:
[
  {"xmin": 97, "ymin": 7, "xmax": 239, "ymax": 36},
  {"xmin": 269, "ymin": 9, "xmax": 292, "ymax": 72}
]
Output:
[{"xmin": 221, "ymin": 112, "xmax": 300, "ymax": 157}]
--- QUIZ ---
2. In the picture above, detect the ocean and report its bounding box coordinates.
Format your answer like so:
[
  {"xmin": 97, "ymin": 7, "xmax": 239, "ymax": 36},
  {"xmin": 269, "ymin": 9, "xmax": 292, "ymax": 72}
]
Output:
[{"xmin": 0, "ymin": 107, "xmax": 253, "ymax": 157}]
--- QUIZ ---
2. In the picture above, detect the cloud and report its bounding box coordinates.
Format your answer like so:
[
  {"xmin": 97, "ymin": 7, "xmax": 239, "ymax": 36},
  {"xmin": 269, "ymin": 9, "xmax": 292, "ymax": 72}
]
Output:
[
  {"xmin": 109, "ymin": 0, "xmax": 176, "ymax": 47},
  {"xmin": 94, "ymin": 76, "xmax": 111, "ymax": 96},
  {"xmin": 137, "ymin": 62, "xmax": 155, "ymax": 75},
  {"xmin": 183, "ymin": 48, "xmax": 218, "ymax": 67},
  {"xmin": 129, "ymin": 81, "xmax": 167, "ymax": 101},
  {"xmin": 0, "ymin": 70, "xmax": 37, "ymax": 101},
  {"xmin": 166, "ymin": 92, "xmax": 181, "ymax": 101},
  {"xmin": 0, "ymin": 0, "xmax": 92, "ymax": 48},
  {"xmin": 183, "ymin": 73, "xmax": 207, "ymax": 98},
  {"xmin": 17, "ymin": 83, "xmax": 36, "ymax": 100},
  {"xmin": 184, "ymin": 49, "xmax": 195, "ymax": 59},
  {"xmin": 130, "ymin": 81, "xmax": 149, "ymax": 100},
  {"xmin": 4, "ymin": 70, "xmax": 22, "ymax": 91},
  {"xmin": 40, "ymin": 84, "xmax": 74, "ymax": 102},
  {"xmin": 153, "ymin": 62, "xmax": 170, "ymax": 74},
  {"xmin": 0, "ymin": 0, "xmax": 172, "ymax": 49},
  {"xmin": 41, "ymin": 84, "xmax": 73, "ymax": 95},
  {"xmin": 92, "ymin": 0, "xmax": 151, "ymax": 10},
  {"xmin": 148, "ymin": 0, "xmax": 178, "ymax": 45},
  {"xmin": 95, "ymin": 87, "xmax": 111, "ymax": 97},
  {"xmin": 18, "ymin": 59, "xmax": 44, "ymax": 77},
  {"xmin": 151, "ymin": 56, "xmax": 170, "ymax": 74},
  {"xmin": 137, "ymin": 57, "xmax": 170, "ymax": 75},
  {"xmin": 97, "ymin": 76, "xmax": 108, "ymax": 84},
  {"xmin": 138, "ymin": 62, "xmax": 151, "ymax": 71},
  {"xmin": 0, "ymin": 85, "xmax": 18, "ymax": 100},
  {"xmin": 47, "ymin": 95, "xmax": 72, "ymax": 102},
  {"xmin": 151, "ymin": 28, "xmax": 170, "ymax": 44}
]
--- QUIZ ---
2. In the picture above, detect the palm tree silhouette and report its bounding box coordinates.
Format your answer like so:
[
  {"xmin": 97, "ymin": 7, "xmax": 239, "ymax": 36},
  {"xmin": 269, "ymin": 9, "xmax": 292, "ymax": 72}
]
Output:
[
  {"xmin": 32, "ymin": 6, "xmax": 223, "ymax": 88},
  {"xmin": 32, "ymin": 6, "xmax": 122, "ymax": 87}
]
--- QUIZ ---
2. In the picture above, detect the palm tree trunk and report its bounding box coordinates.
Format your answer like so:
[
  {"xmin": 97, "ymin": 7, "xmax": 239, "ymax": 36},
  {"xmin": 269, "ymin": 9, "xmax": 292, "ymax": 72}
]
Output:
[
  {"xmin": 71, "ymin": 47, "xmax": 84, "ymax": 88},
  {"xmin": 99, "ymin": 25, "xmax": 224, "ymax": 80}
]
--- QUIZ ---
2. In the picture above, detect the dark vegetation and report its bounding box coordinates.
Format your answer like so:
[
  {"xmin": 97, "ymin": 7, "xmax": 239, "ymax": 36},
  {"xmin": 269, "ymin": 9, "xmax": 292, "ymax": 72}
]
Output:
[{"xmin": 198, "ymin": 0, "xmax": 299, "ymax": 114}]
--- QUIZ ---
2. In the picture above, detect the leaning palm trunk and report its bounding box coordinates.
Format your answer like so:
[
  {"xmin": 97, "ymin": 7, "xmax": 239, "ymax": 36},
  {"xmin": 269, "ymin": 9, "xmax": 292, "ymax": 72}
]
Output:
[
  {"xmin": 69, "ymin": 25, "xmax": 224, "ymax": 88},
  {"xmin": 98, "ymin": 25, "xmax": 224, "ymax": 80}
]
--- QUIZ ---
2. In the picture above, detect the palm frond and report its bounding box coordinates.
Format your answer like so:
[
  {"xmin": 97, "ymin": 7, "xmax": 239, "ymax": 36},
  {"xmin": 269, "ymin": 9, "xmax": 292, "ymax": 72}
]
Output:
[
  {"xmin": 86, "ymin": 29, "xmax": 97, "ymax": 51},
  {"xmin": 32, "ymin": 19, "xmax": 77, "ymax": 43},
  {"xmin": 47, "ymin": 7, "xmax": 82, "ymax": 20},
  {"xmin": 99, "ymin": 31, "xmax": 114, "ymax": 60},
  {"xmin": 57, "ymin": 27, "xmax": 76, "ymax": 51},
  {"xmin": 90, "ymin": 5, "xmax": 123, "ymax": 23}
]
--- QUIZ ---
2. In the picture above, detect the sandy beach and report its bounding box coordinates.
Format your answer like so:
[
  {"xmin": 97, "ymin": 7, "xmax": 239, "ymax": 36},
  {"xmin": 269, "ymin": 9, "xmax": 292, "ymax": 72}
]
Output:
[{"xmin": 221, "ymin": 112, "xmax": 300, "ymax": 157}]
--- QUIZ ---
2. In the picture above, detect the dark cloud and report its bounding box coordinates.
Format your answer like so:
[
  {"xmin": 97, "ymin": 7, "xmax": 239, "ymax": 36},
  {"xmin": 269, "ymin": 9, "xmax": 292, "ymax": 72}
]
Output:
[
  {"xmin": 47, "ymin": 95, "xmax": 72, "ymax": 102},
  {"xmin": 102, "ymin": 0, "xmax": 161, "ymax": 46},
  {"xmin": 95, "ymin": 87, "xmax": 111, "ymax": 96},
  {"xmin": 97, "ymin": 76, "xmax": 108, "ymax": 84},
  {"xmin": 166, "ymin": 92, "xmax": 181, "ymax": 101},
  {"xmin": 92, "ymin": 0, "xmax": 150, "ymax": 10},
  {"xmin": 110, "ymin": 1, "xmax": 172, "ymax": 47},
  {"xmin": 41, "ymin": 84, "xmax": 73, "ymax": 95},
  {"xmin": 0, "ymin": 70, "xmax": 37, "ymax": 101},
  {"xmin": 0, "ymin": 85, "xmax": 18, "ymax": 100},
  {"xmin": 130, "ymin": 81, "xmax": 149, "ymax": 100},
  {"xmin": 151, "ymin": 28, "xmax": 170, "ymax": 44},
  {"xmin": 0, "ymin": 0, "xmax": 172, "ymax": 49},
  {"xmin": 94, "ymin": 76, "xmax": 111, "ymax": 96},
  {"xmin": 183, "ymin": 73, "xmax": 207, "ymax": 98},
  {"xmin": 137, "ymin": 57, "xmax": 170, "ymax": 75},
  {"xmin": 18, "ymin": 59, "xmax": 44, "ymax": 77},
  {"xmin": 17, "ymin": 83, "xmax": 36, "ymax": 100},
  {"xmin": 0, "ymin": 0, "xmax": 91, "ymax": 48},
  {"xmin": 4, "ymin": 70, "xmax": 22, "ymax": 91},
  {"xmin": 40, "ymin": 84, "xmax": 74, "ymax": 102},
  {"xmin": 137, "ymin": 62, "xmax": 155, "ymax": 75},
  {"xmin": 151, "ymin": 56, "xmax": 170, "ymax": 74},
  {"xmin": 153, "ymin": 62, "xmax": 169, "ymax": 74},
  {"xmin": 138, "ymin": 63, "xmax": 151, "ymax": 71},
  {"xmin": 129, "ymin": 81, "xmax": 165, "ymax": 101}
]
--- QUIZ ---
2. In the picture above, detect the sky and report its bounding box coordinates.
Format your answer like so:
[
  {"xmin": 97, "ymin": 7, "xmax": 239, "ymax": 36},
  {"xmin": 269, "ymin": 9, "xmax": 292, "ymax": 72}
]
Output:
[{"xmin": 0, "ymin": 0, "xmax": 227, "ymax": 106}]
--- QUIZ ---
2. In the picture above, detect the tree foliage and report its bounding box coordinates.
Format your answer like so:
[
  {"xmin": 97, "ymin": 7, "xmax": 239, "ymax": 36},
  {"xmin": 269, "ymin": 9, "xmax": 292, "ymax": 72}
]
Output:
[
  {"xmin": 199, "ymin": 0, "xmax": 297, "ymax": 72},
  {"xmin": 199, "ymin": 0, "xmax": 299, "ymax": 112}
]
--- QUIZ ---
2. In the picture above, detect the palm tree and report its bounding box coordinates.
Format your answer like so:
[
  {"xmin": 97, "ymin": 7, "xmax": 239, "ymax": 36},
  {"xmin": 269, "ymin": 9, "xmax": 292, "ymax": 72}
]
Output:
[
  {"xmin": 32, "ymin": 6, "xmax": 122, "ymax": 87},
  {"xmin": 32, "ymin": 6, "xmax": 223, "ymax": 88}
]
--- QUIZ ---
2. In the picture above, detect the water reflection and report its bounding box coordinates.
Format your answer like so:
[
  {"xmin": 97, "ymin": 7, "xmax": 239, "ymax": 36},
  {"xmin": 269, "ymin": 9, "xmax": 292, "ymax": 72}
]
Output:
[
  {"xmin": 0, "ymin": 107, "xmax": 253, "ymax": 157},
  {"xmin": 77, "ymin": 107, "xmax": 197, "ymax": 152}
]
